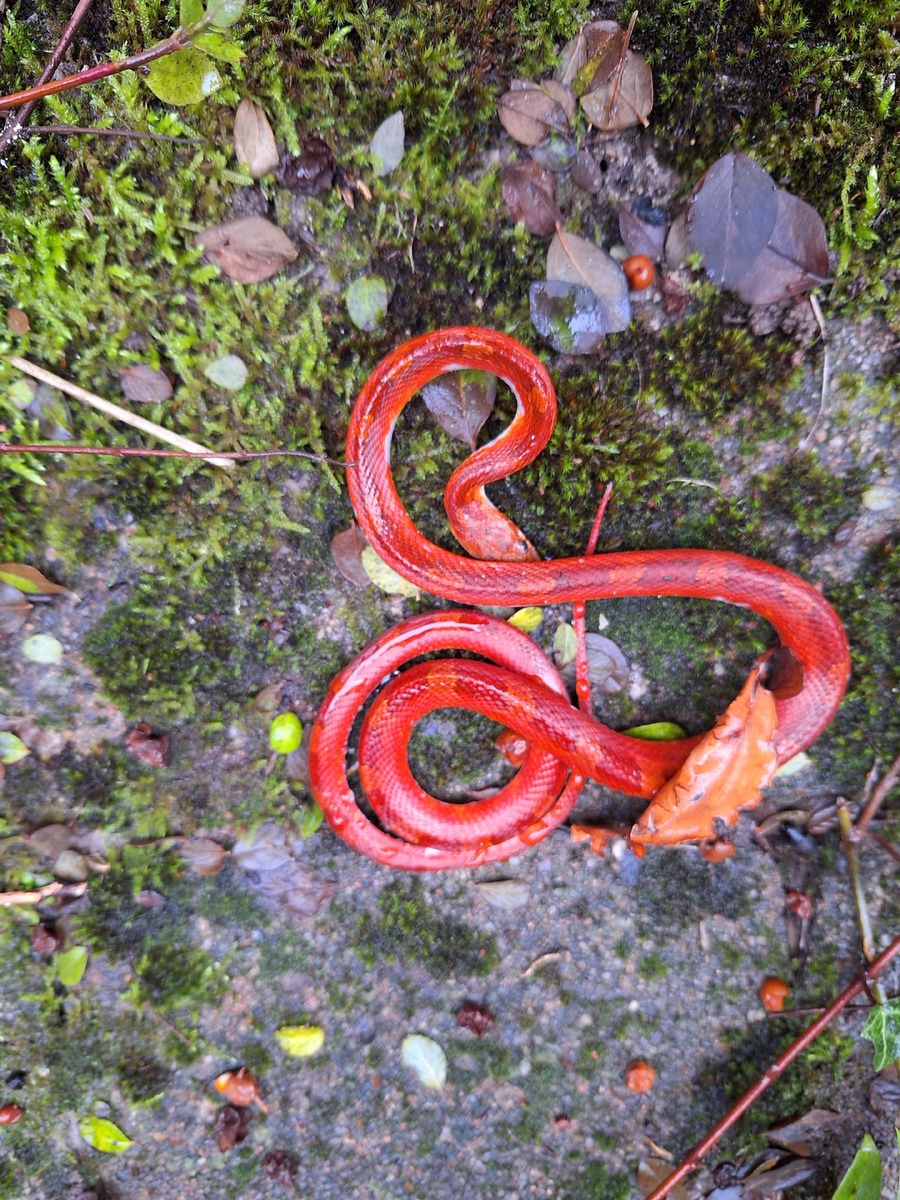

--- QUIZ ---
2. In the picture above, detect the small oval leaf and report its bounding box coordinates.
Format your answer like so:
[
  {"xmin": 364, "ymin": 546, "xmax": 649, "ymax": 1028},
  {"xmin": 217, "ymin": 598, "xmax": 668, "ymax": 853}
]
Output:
[
  {"xmin": 0, "ymin": 732, "xmax": 29, "ymax": 764},
  {"xmin": 57, "ymin": 945, "xmax": 88, "ymax": 987},
  {"xmin": 22, "ymin": 634, "xmax": 63, "ymax": 664},
  {"xmin": 145, "ymin": 47, "xmax": 221, "ymax": 106},
  {"xmin": 623, "ymin": 721, "xmax": 687, "ymax": 742},
  {"xmin": 345, "ymin": 276, "xmax": 390, "ymax": 332},
  {"xmin": 204, "ymin": 354, "xmax": 248, "ymax": 391},
  {"xmin": 79, "ymin": 1115, "xmax": 133, "ymax": 1154},
  {"xmin": 369, "ymin": 111, "xmax": 405, "ymax": 176},
  {"xmin": 275, "ymin": 1024, "xmax": 325, "ymax": 1057},
  {"xmin": 361, "ymin": 546, "xmax": 419, "ymax": 598},
  {"xmin": 507, "ymin": 607, "xmax": 543, "ymax": 633},
  {"xmin": 401, "ymin": 1034, "xmax": 447, "ymax": 1089}
]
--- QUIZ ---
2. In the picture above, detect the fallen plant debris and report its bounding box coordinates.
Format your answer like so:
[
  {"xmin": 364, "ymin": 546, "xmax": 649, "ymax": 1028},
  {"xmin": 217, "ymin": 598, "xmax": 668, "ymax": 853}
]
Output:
[
  {"xmin": 213, "ymin": 1103, "xmax": 252, "ymax": 1152},
  {"xmin": 118, "ymin": 364, "xmax": 174, "ymax": 405},
  {"xmin": 232, "ymin": 97, "xmax": 279, "ymax": 179},
  {"xmin": 195, "ymin": 215, "xmax": 299, "ymax": 284},
  {"xmin": 124, "ymin": 722, "xmax": 171, "ymax": 767},
  {"xmin": 625, "ymin": 1060, "xmax": 656, "ymax": 1093},
  {"xmin": 214, "ymin": 1066, "xmax": 267, "ymax": 1111}
]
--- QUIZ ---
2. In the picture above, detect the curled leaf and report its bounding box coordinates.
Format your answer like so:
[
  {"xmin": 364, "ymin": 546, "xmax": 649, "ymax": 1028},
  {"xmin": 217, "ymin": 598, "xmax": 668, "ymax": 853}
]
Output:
[
  {"xmin": 125, "ymin": 722, "xmax": 171, "ymax": 767},
  {"xmin": 0, "ymin": 564, "xmax": 70, "ymax": 595},
  {"xmin": 274, "ymin": 1024, "xmax": 325, "ymax": 1057},
  {"xmin": 623, "ymin": 721, "xmax": 687, "ymax": 742},
  {"xmin": 401, "ymin": 1034, "xmax": 447, "ymax": 1089},
  {"xmin": 632, "ymin": 664, "xmax": 779, "ymax": 846},
  {"xmin": 457, "ymin": 1003, "xmax": 494, "ymax": 1036},
  {"xmin": 214, "ymin": 1066, "xmax": 265, "ymax": 1108},
  {"xmin": 213, "ymin": 1104, "xmax": 252, "ymax": 1152},
  {"xmin": 861, "ymin": 997, "xmax": 900, "ymax": 1071}
]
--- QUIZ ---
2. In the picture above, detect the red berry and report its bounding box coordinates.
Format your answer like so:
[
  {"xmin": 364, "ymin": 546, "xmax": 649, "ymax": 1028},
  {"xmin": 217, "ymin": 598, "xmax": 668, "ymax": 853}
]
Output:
[{"xmin": 623, "ymin": 254, "xmax": 655, "ymax": 291}]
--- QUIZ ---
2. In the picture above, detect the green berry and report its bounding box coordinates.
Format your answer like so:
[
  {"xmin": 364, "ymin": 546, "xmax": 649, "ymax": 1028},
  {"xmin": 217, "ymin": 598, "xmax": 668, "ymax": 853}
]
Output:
[{"xmin": 269, "ymin": 711, "xmax": 303, "ymax": 754}]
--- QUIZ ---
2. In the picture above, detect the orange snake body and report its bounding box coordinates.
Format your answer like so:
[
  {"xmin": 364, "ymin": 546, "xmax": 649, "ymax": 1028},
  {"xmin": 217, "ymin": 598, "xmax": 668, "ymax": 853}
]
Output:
[{"xmin": 308, "ymin": 328, "xmax": 851, "ymax": 871}]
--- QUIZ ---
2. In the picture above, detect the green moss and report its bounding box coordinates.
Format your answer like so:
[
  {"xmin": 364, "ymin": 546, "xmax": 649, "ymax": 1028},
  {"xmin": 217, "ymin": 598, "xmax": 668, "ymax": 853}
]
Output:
[
  {"xmin": 638, "ymin": 950, "xmax": 669, "ymax": 980},
  {"xmin": 355, "ymin": 879, "xmax": 499, "ymax": 976},
  {"xmin": 563, "ymin": 1161, "xmax": 633, "ymax": 1200}
]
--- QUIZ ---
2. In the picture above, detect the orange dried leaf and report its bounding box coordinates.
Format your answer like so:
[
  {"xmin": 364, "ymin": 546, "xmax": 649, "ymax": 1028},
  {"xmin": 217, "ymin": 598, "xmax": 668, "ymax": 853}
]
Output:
[
  {"xmin": 625, "ymin": 1060, "xmax": 656, "ymax": 1093},
  {"xmin": 631, "ymin": 664, "xmax": 778, "ymax": 846},
  {"xmin": 214, "ymin": 1067, "xmax": 267, "ymax": 1111},
  {"xmin": 570, "ymin": 824, "xmax": 618, "ymax": 857}
]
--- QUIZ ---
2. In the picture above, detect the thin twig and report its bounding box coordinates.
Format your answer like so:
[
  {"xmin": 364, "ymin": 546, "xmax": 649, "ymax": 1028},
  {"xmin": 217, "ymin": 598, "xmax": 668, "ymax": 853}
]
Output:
[
  {"xmin": 643, "ymin": 933, "xmax": 900, "ymax": 1200},
  {"xmin": 7, "ymin": 356, "xmax": 233, "ymax": 469},
  {"xmin": 0, "ymin": 442, "xmax": 355, "ymax": 468},
  {"xmin": 855, "ymin": 751, "xmax": 900, "ymax": 840},
  {"xmin": 0, "ymin": 880, "xmax": 87, "ymax": 906},
  {"xmin": 0, "ymin": 0, "xmax": 94, "ymax": 152},
  {"xmin": 798, "ymin": 294, "xmax": 830, "ymax": 451},
  {"xmin": 838, "ymin": 802, "xmax": 879, "ymax": 966},
  {"xmin": 25, "ymin": 124, "xmax": 203, "ymax": 144}
]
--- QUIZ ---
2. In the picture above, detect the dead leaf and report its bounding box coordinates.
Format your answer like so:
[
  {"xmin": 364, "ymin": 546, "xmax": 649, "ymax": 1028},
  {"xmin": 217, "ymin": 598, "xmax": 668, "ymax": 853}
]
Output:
[
  {"xmin": 119, "ymin": 364, "xmax": 173, "ymax": 405},
  {"xmin": 231, "ymin": 822, "xmax": 335, "ymax": 916},
  {"xmin": 457, "ymin": 1002, "xmax": 494, "ymax": 1036},
  {"xmin": 214, "ymin": 1067, "xmax": 266, "ymax": 1109},
  {"xmin": 196, "ymin": 216, "xmax": 299, "ymax": 284},
  {"xmin": 529, "ymin": 280, "xmax": 610, "ymax": 354},
  {"xmin": 421, "ymin": 370, "xmax": 497, "ymax": 450},
  {"xmin": 558, "ymin": 20, "xmax": 627, "ymax": 92},
  {"xmin": 0, "ymin": 583, "xmax": 32, "ymax": 637},
  {"xmin": 685, "ymin": 151, "xmax": 778, "ymax": 289},
  {"xmin": 631, "ymin": 664, "xmax": 779, "ymax": 845},
  {"xmin": 732, "ymin": 189, "xmax": 831, "ymax": 305},
  {"xmin": 742, "ymin": 1157, "xmax": 817, "ymax": 1197},
  {"xmin": 766, "ymin": 1109, "xmax": 841, "ymax": 1157},
  {"xmin": 472, "ymin": 878, "xmax": 530, "ymax": 911},
  {"xmin": 179, "ymin": 837, "xmax": 230, "ymax": 876},
  {"xmin": 125, "ymin": 722, "xmax": 171, "ymax": 767},
  {"xmin": 263, "ymin": 1151, "xmax": 299, "ymax": 1184},
  {"xmin": 330, "ymin": 523, "xmax": 371, "ymax": 587},
  {"xmin": 570, "ymin": 824, "xmax": 619, "ymax": 856},
  {"xmin": 580, "ymin": 49, "xmax": 653, "ymax": 130},
  {"xmin": 233, "ymin": 98, "xmax": 280, "ymax": 179},
  {"xmin": 500, "ymin": 161, "xmax": 562, "ymax": 235},
  {"xmin": 547, "ymin": 229, "xmax": 632, "ymax": 332},
  {"xmin": 636, "ymin": 1157, "xmax": 692, "ymax": 1200},
  {"xmin": 619, "ymin": 200, "xmax": 669, "ymax": 262},
  {"xmin": 570, "ymin": 146, "xmax": 606, "ymax": 193},
  {"xmin": 276, "ymin": 136, "xmax": 335, "ymax": 194},
  {"xmin": 213, "ymin": 1104, "xmax": 252, "ymax": 1152},
  {"xmin": 6, "ymin": 307, "xmax": 30, "ymax": 335},
  {"xmin": 559, "ymin": 631, "xmax": 629, "ymax": 694},
  {"xmin": 497, "ymin": 79, "xmax": 574, "ymax": 146},
  {"xmin": 0, "ymin": 563, "xmax": 70, "ymax": 596}
]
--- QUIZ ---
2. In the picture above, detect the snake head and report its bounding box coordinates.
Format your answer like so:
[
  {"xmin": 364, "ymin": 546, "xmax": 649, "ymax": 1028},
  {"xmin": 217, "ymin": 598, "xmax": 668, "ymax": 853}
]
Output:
[{"xmin": 450, "ymin": 502, "xmax": 539, "ymax": 562}]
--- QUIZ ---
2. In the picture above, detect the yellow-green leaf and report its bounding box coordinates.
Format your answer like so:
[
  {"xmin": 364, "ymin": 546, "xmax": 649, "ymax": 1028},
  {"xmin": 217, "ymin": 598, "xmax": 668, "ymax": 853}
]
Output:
[
  {"xmin": 57, "ymin": 945, "xmax": 88, "ymax": 987},
  {"xmin": 79, "ymin": 1115, "xmax": 133, "ymax": 1154},
  {"xmin": 623, "ymin": 721, "xmax": 686, "ymax": 742},
  {"xmin": 275, "ymin": 1024, "xmax": 325, "ymax": 1057},
  {"xmin": 0, "ymin": 732, "xmax": 29, "ymax": 764},
  {"xmin": 145, "ymin": 48, "xmax": 221, "ymax": 106},
  {"xmin": 508, "ymin": 606, "xmax": 543, "ymax": 633},
  {"xmin": 0, "ymin": 564, "xmax": 69, "ymax": 595},
  {"xmin": 298, "ymin": 800, "xmax": 324, "ymax": 838},
  {"xmin": 361, "ymin": 546, "xmax": 419, "ymax": 599},
  {"xmin": 553, "ymin": 621, "xmax": 577, "ymax": 667}
]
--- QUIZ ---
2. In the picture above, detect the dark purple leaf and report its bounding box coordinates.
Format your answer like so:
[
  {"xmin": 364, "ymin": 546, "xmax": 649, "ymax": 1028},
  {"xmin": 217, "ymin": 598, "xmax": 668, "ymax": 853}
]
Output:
[
  {"xmin": 529, "ymin": 280, "xmax": 610, "ymax": 355},
  {"xmin": 570, "ymin": 147, "xmax": 606, "ymax": 194},
  {"xmin": 421, "ymin": 370, "xmax": 497, "ymax": 449},
  {"xmin": 119, "ymin": 364, "xmax": 173, "ymax": 405},
  {"xmin": 501, "ymin": 161, "xmax": 562, "ymax": 235},
  {"xmin": 685, "ymin": 151, "xmax": 778, "ymax": 287},
  {"xmin": 263, "ymin": 1150, "xmax": 299, "ymax": 1183},
  {"xmin": 457, "ymin": 1002, "xmax": 495, "ymax": 1036},
  {"xmin": 618, "ymin": 202, "xmax": 668, "ymax": 261},
  {"xmin": 330, "ymin": 523, "xmax": 370, "ymax": 587},
  {"xmin": 276, "ymin": 137, "xmax": 335, "ymax": 195},
  {"xmin": 734, "ymin": 189, "xmax": 831, "ymax": 305},
  {"xmin": 214, "ymin": 1104, "xmax": 252, "ymax": 1152}
]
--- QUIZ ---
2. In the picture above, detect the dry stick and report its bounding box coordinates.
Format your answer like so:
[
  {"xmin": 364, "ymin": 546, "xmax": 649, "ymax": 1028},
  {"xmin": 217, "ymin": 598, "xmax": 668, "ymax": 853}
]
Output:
[
  {"xmin": 0, "ymin": 0, "xmax": 94, "ymax": 153},
  {"xmin": 0, "ymin": 880, "xmax": 87, "ymax": 906},
  {"xmin": 7, "ymin": 356, "xmax": 233, "ymax": 469},
  {"xmin": 0, "ymin": 443, "xmax": 354, "ymax": 467},
  {"xmin": 26, "ymin": 124, "xmax": 203, "ymax": 143},
  {"xmin": 643, "ymin": 932, "xmax": 900, "ymax": 1200},
  {"xmin": 855, "ymin": 751, "xmax": 900, "ymax": 840}
]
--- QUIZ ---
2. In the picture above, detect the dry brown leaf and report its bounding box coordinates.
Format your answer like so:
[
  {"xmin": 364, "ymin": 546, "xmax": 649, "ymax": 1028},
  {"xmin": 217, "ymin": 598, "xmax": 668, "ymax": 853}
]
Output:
[
  {"xmin": 0, "ymin": 583, "xmax": 32, "ymax": 638},
  {"xmin": 546, "ymin": 229, "xmax": 632, "ymax": 332},
  {"xmin": 558, "ymin": 20, "xmax": 627, "ymax": 92},
  {"xmin": 233, "ymin": 98, "xmax": 280, "ymax": 179},
  {"xmin": 421, "ymin": 369, "xmax": 497, "ymax": 450},
  {"xmin": 213, "ymin": 1104, "xmax": 252, "ymax": 1152},
  {"xmin": 497, "ymin": 79, "xmax": 574, "ymax": 146},
  {"xmin": 119, "ymin": 364, "xmax": 174, "ymax": 405},
  {"xmin": 631, "ymin": 663, "xmax": 779, "ymax": 846},
  {"xmin": 0, "ymin": 564, "xmax": 71, "ymax": 596},
  {"xmin": 500, "ymin": 161, "xmax": 562, "ymax": 235},
  {"xmin": 179, "ymin": 836, "xmax": 230, "ymax": 876},
  {"xmin": 580, "ymin": 50, "xmax": 653, "ymax": 130},
  {"xmin": 330, "ymin": 523, "xmax": 370, "ymax": 587},
  {"xmin": 6, "ymin": 308, "xmax": 30, "ymax": 335},
  {"xmin": 195, "ymin": 217, "xmax": 299, "ymax": 284},
  {"xmin": 125, "ymin": 722, "xmax": 171, "ymax": 767}
]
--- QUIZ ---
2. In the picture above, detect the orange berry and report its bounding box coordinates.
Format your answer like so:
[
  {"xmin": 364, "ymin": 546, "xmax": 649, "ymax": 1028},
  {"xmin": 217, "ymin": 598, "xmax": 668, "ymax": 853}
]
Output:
[
  {"xmin": 214, "ymin": 1067, "xmax": 267, "ymax": 1110},
  {"xmin": 624, "ymin": 1060, "xmax": 656, "ymax": 1093},
  {"xmin": 623, "ymin": 254, "xmax": 655, "ymax": 291},
  {"xmin": 785, "ymin": 890, "xmax": 813, "ymax": 920},
  {"xmin": 0, "ymin": 1104, "xmax": 23, "ymax": 1125},
  {"xmin": 759, "ymin": 977, "xmax": 790, "ymax": 1012}
]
